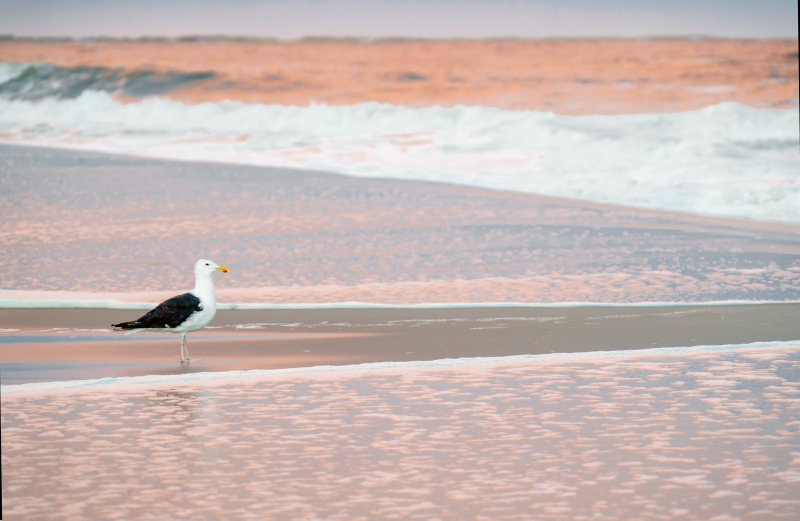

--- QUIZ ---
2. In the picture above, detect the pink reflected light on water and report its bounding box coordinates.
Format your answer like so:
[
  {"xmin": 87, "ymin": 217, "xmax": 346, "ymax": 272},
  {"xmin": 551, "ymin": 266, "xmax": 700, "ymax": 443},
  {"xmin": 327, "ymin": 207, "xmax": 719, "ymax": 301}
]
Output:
[{"xmin": 3, "ymin": 343, "xmax": 800, "ymax": 519}]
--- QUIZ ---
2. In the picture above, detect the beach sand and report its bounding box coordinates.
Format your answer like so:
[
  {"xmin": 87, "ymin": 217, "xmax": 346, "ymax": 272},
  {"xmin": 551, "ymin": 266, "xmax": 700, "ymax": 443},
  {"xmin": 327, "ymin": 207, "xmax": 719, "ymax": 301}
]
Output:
[
  {"xmin": 3, "ymin": 341, "xmax": 800, "ymax": 519},
  {"xmin": 2, "ymin": 303, "xmax": 799, "ymax": 384},
  {"xmin": 3, "ymin": 144, "xmax": 799, "ymax": 305},
  {"xmin": 2, "ymin": 33, "xmax": 800, "ymax": 520},
  {"xmin": 2, "ymin": 135, "xmax": 800, "ymax": 519},
  {"xmin": 2, "ymin": 43, "xmax": 800, "ymax": 517}
]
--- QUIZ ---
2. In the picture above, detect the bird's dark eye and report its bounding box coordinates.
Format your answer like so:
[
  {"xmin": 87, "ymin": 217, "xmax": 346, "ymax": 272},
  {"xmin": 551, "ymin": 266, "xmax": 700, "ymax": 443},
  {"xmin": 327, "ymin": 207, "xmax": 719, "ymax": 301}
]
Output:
[{"xmin": 205, "ymin": 263, "xmax": 209, "ymax": 266}]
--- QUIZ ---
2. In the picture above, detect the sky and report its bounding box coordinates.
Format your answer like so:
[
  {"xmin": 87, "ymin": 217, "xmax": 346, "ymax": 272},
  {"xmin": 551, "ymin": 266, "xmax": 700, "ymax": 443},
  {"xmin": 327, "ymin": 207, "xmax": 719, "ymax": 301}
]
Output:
[{"xmin": 0, "ymin": 0, "xmax": 797, "ymax": 39}]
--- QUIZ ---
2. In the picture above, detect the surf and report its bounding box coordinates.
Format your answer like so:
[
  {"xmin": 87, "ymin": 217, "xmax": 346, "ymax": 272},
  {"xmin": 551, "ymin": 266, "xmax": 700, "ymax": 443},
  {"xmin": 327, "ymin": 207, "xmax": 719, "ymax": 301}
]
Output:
[{"xmin": 0, "ymin": 83, "xmax": 798, "ymax": 224}]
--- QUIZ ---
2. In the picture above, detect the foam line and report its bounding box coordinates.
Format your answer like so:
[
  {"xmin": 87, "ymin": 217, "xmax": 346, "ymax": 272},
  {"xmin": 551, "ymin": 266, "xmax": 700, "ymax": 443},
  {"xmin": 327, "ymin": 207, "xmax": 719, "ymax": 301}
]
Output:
[
  {"xmin": 3, "ymin": 340, "xmax": 798, "ymax": 397},
  {"xmin": 2, "ymin": 92, "xmax": 798, "ymax": 223}
]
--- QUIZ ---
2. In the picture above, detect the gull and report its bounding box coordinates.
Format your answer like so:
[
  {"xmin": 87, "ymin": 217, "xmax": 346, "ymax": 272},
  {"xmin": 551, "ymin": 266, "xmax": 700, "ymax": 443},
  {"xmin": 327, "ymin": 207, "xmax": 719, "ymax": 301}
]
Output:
[{"xmin": 112, "ymin": 259, "xmax": 228, "ymax": 363}]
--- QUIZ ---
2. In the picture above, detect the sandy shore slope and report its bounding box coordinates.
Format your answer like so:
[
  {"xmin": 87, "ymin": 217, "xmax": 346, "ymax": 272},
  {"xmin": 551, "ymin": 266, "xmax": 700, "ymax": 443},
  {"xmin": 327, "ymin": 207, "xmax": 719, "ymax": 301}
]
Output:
[
  {"xmin": 3, "ymin": 145, "xmax": 799, "ymax": 304},
  {"xmin": 2, "ymin": 303, "xmax": 799, "ymax": 384}
]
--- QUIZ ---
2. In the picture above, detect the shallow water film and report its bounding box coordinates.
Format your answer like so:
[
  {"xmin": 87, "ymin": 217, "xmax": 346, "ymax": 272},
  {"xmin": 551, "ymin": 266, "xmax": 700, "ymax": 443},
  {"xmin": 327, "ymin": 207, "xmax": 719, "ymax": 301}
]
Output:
[{"xmin": 3, "ymin": 344, "xmax": 800, "ymax": 520}]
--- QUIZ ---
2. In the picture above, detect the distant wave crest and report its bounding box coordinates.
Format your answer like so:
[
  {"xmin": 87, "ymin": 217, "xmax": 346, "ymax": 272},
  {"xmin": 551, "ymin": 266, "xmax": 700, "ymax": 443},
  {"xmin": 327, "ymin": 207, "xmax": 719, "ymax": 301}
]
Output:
[{"xmin": 0, "ymin": 62, "xmax": 214, "ymax": 100}]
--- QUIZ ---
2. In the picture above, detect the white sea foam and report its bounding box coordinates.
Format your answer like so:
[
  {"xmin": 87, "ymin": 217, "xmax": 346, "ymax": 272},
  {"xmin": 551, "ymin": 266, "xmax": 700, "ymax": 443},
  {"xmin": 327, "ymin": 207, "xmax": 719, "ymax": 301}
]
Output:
[
  {"xmin": 1, "ymin": 90, "xmax": 798, "ymax": 223},
  {"xmin": 0, "ymin": 62, "xmax": 31, "ymax": 85}
]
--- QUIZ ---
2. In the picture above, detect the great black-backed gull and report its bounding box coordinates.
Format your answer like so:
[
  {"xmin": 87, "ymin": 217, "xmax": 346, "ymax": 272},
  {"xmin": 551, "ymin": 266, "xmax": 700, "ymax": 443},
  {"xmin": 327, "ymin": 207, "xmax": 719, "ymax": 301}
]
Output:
[{"xmin": 112, "ymin": 259, "xmax": 228, "ymax": 363}]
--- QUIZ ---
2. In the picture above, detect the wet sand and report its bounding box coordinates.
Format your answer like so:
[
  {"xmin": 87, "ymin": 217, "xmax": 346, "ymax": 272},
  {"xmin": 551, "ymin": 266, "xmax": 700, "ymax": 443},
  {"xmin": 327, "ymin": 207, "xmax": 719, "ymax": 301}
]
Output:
[
  {"xmin": 1, "ymin": 39, "xmax": 797, "ymax": 112},
  {"xmin": 3, "ymin": 144, "xmax": 799, "ymax": 304},
  {"xmin": 3, "ymin": 342, "xmax": 799, "ymax": 519},
  {"xmin": 3, "ymin": 38, "xmax": 799, "ymax": 521},
  {"xmin": 2, "ymin": 303, "xmax": 799, "ymax": 384}
]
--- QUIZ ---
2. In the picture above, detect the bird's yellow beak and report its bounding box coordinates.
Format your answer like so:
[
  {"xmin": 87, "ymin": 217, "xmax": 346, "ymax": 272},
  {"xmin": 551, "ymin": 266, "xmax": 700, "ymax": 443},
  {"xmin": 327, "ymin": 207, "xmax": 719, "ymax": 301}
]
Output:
[{"xmin": 216, "ymin": 266, "xmax": 229, "ymax": 273}]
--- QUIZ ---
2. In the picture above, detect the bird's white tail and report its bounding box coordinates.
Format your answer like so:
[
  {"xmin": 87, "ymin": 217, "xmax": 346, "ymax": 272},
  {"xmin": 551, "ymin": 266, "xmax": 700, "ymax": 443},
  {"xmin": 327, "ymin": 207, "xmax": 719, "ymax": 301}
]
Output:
[{"xmin": 124, "ymin": 329, "xmax": 145, "ymax": 336}]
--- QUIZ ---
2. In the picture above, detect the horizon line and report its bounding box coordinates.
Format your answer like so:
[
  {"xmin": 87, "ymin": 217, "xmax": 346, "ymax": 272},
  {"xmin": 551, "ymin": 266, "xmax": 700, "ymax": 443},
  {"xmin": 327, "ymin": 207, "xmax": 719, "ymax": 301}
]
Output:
[{"xmin": 2, "ymin": 34, "xmax": 797, "ymax": 44}]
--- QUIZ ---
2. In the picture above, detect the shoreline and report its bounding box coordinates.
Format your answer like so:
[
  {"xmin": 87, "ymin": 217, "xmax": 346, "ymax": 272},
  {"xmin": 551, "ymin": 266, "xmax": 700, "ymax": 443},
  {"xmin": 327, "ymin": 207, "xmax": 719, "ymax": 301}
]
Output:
[
  {"xmin": 3, "ymin": 39, "xmax": 799, "ymax": 521},
  {"xmin": 5, "ymin": 340, "xmax": 799, "ymax": 396},
  {"xmin": 5, "ymin": 338, "xmax": 798, "ymax": 519},
  {"xmin": 3, "ymin": 144, "xmax": 798, "ymax": 305},
  {"xmin": 4, "ymin": 138, "xmax": 800, "ymax": 232},
  {"xmin": 3, "ymin": 303, "xmax": 799, "ymax": 385}
]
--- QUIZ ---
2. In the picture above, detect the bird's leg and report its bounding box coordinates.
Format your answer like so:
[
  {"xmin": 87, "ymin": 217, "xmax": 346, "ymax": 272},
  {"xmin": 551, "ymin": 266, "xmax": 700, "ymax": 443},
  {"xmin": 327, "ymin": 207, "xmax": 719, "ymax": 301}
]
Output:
[
  {"xmin": 180, "ymin": 332, "xmax": 187, "ymax": 363},
  {"xmin": 184, "ymin": 334, "xmax": 191, "ymax": 362}
]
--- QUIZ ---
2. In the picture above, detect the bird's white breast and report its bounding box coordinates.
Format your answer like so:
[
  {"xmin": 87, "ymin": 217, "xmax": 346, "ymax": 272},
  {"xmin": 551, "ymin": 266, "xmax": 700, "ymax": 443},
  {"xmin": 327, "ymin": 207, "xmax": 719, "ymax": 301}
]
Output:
[
  {"xmin": 177, "ymin": 284, "xmax": 217, "ymax": 333},
  {"xmin": 179, "ymin": 301, "xmax": 217, "ymax": 332}
]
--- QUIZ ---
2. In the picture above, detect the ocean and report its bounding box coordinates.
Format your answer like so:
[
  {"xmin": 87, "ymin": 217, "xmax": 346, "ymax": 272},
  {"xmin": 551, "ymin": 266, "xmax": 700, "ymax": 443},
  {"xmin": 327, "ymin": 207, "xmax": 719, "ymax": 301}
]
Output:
[
  {"xmin": 1, "ymin": 39, "xmax": 799, "ymax": 519},
  {"xmin": 1, "ymin": 66, "xmax": 799, "ymax": 223}
]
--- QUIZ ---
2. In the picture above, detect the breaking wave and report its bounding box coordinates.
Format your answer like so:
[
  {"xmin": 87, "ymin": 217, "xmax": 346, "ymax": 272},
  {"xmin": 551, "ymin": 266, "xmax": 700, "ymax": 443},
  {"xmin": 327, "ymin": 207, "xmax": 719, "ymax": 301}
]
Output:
[
  {"xmin": 1, "ymin": 67, "xmax": 798, "ymax": 223},
  {"xmin": 0, "ymin": 62, "xmax": 214, "ymax": 100}
]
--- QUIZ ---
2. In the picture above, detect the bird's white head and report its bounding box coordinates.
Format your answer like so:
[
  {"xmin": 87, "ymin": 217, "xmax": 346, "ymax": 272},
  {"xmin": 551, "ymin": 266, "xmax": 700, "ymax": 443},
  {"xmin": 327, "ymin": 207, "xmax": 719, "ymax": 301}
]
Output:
[{"xmin": 194, "ymin": 259, "xmax": 229, "ymax": 277}]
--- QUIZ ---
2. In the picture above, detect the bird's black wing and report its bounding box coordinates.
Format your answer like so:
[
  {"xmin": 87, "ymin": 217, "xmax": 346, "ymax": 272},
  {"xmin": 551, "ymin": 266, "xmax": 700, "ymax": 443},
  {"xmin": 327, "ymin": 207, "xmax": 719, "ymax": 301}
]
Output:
[{"xmin": 112, "ymin": 293, "xmax": 202, "ymax": 330}]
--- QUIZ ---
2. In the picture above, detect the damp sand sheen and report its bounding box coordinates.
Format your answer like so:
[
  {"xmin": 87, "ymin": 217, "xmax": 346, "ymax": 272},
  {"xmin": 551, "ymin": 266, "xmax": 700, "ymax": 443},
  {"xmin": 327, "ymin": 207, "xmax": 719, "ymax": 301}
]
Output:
[
  {"xmin": 2, "ymin": 144, "xmax": 800, "ymax": 521},
  {"xmin": 3, "ymin": 340, "xmax": 800, "ymax": 519},
  {"xmin": 2, "ymin": 38, "xmax": 800, "ymax": 519}
]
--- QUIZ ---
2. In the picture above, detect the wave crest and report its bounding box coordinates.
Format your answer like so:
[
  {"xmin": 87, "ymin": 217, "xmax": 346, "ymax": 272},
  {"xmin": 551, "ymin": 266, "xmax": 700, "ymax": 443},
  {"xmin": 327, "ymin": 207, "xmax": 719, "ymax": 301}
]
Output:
[
  {"xmin": 0, "ymin": 62, "xmax": 214, "ymax": 100},
  {"xmin": 0, "ymin": 90, "xmax": 798, "ymax": 223}
]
